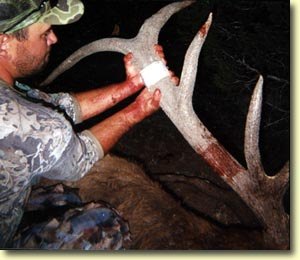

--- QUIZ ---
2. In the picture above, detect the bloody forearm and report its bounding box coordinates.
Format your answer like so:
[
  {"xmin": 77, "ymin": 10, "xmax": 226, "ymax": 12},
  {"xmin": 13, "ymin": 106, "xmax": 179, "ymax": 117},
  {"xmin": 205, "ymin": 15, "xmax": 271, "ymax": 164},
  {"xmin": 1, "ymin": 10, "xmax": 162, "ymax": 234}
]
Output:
[
  {"xmin": 88, "ymin": 108, "xmax": 131, "ymax": 155},
  {"xmin": 73, "ymin": 79, "xmax": 143, "ymax": 121},
  {"xmin": 89, "ymin": 89, "xmax": 161, "ymax": 155}
]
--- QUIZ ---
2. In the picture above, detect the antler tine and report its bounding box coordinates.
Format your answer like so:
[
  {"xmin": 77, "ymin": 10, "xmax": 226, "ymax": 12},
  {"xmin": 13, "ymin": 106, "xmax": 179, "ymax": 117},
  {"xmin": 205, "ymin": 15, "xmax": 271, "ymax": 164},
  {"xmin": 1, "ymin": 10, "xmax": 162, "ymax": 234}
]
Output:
[
  {"xmin": 38, "ymin": 2, "xmax": 289, "ymax": 248},
  {"xmin": 41, "ymin": 1, "xmax": 196, "ymax": 87},
  {"xmin": 272, "ymin": 161, "xmax": 290, "ymax": 199},
  {"xmin": 40, "ymin": 38, "xmax": 132, "ymax": 86},
  {"xmin": 244, "ymin": 75, "xmax": 265, "ymax": 179},
  {"xmin": 137, "ymin": 0, "xmax": 196, "ymax": 45},
  {"xmin": 179, "ymin": 13, "xmax": 212, "ymax": 104}
]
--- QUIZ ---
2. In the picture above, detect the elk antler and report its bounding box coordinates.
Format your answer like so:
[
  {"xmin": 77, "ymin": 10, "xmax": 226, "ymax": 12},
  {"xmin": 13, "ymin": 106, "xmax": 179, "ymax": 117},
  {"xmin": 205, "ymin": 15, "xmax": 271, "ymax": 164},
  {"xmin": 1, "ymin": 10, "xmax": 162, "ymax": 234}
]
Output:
[
  {"xmin": 42, "ymin": 1, "xmax": 289, "ymax": 249},
  {"xmin": 40, "ymin": 0, "xmax": 195, "ymax": 86}
]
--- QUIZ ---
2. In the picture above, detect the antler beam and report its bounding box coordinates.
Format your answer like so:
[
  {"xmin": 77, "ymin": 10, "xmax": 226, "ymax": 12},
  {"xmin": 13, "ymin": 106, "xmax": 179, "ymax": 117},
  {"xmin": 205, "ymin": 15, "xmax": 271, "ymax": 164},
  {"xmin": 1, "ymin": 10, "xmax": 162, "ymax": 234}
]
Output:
[
  {"xmin": 40, "ymin": 0, "xmax": 195, "ymax": 86},
  {"xmin": 42, "ymin": 1, "xmax": 289, "ymax": 249}
]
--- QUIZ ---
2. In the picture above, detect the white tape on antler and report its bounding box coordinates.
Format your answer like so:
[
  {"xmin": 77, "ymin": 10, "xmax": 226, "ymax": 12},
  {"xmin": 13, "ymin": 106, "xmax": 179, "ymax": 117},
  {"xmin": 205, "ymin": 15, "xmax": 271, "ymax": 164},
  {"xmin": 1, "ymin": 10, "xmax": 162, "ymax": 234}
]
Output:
[{"xmin": 140, "ymin": 61, "xmax": 169, "ymax": 87}]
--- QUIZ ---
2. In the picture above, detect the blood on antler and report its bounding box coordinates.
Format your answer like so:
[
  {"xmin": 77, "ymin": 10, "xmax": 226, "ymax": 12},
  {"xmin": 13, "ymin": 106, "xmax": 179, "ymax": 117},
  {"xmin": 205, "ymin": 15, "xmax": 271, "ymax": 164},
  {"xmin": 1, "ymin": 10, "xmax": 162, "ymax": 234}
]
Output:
[{"xmin": 42, "ymin": 1, "xmax": 289, "ymax": 249}]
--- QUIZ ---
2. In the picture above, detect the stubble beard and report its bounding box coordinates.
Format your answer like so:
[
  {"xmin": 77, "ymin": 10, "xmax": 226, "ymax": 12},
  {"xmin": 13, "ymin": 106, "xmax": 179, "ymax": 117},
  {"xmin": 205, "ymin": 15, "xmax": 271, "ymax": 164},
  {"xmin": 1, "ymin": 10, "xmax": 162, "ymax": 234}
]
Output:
[{"xmin": 14, "ymin": 44, "xmax": 50, "ymax": 79}]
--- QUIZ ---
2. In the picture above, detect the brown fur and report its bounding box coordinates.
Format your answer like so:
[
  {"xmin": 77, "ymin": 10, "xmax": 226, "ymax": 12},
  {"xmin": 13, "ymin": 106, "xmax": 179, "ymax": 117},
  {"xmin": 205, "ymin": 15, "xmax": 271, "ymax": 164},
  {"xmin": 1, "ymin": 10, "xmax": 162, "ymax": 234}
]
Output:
[{"xmin": 39, "ymin": 154, "xmax": 263, "ymax": 249}]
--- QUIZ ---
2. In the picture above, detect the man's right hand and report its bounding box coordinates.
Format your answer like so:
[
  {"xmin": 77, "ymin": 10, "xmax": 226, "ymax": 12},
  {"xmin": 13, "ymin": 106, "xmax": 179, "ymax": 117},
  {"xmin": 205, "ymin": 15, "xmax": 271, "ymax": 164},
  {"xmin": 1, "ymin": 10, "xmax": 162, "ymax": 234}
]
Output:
[{"xmin": 124, "ymin": 88, "xmax": 161, "ymax": 126}]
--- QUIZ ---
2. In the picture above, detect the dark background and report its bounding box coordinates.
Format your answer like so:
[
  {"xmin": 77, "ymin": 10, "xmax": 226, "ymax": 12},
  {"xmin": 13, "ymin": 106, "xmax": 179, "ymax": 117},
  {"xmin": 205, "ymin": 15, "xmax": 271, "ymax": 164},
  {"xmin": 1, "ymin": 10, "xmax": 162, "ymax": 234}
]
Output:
[{"xmin": 29, "ymin": 0, "xmax": 290, "ymax": 214}]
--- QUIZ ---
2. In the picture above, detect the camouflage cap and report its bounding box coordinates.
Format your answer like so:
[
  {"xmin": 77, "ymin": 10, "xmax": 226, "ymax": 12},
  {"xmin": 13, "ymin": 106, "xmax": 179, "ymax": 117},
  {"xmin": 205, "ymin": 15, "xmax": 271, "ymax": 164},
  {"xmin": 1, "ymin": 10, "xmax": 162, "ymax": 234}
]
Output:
[{"xmin": 0, "ymin": 0, "xmax": 84, "ymax": 34}]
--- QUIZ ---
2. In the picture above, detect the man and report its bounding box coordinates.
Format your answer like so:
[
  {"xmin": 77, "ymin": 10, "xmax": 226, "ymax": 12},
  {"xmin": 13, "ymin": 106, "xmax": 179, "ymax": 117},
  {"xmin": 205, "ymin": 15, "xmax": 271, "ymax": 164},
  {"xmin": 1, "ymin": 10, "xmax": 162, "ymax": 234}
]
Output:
[{"xmin": 0, "ymin": 0, "xmax": 177, "ymax": 247}]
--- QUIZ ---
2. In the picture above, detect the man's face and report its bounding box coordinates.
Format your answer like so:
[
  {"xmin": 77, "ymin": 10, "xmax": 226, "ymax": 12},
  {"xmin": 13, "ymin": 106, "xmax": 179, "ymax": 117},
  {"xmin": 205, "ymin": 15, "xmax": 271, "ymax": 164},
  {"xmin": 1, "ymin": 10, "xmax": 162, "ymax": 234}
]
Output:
[{"xmin": 11, "ymin": 23, "xmax": 57, "ymax": 78}]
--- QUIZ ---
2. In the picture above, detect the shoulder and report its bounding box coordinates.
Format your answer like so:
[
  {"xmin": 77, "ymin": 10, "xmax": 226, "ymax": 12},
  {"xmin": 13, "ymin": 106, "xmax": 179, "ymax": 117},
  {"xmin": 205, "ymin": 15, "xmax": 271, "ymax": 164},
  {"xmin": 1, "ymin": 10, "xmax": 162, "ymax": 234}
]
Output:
[
  {"xmin": 0, "ymin": 84, "xmax": 22, "ymax": 139},
  {"xmin": 0, "ymin": 84, "xmax": 73, "ymax": 142}
]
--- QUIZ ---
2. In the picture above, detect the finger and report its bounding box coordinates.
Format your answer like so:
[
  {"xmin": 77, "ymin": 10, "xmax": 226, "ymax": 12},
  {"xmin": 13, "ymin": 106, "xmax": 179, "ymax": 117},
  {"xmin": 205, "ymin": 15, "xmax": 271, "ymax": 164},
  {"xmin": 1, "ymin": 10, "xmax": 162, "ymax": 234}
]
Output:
[
  {"xmin": 124, "ymin": 53, "xmax": 136, "ymax": 77},
  {"xmin": 167, "ymin": 70, "xmax": 179, "ymax": 86},
  {"xmin": 154, "ymin": 44, "xmax": 163, "ymax": 53},
  {"xmin": 123, "ymin": 52, "xmax": 133, "ymax": 65},
  {"xmin": 156, "ymin": 52, "xmax": 167, "ymax": 65},
  {"xmin": 151, "ymin": 89, "xmax": 161, "ymax": 107},
  {"xmin": 156, "ymin": 49, "xmax": 165, "ymax": 60},
  {"xmin": 170, "ymin": 72, "xmax": 179, "ymax": 86},
  {"xmin": 133, "ymin": 74, "xmax": 144, "ymax": 87},
  {"xmin": 161, "ymin": 57, "xmax": 167, "ymax": 65},
  {"xmin": 151, "ymin": 89, "xmax": 161, "ymax": 110},
  {"xmin": 154, "ymin": 44, "xmax": 167, "ymax": 64},
  {"xmin": 172, "ymin": 76, "xmax": 180, "ymax": 86}
]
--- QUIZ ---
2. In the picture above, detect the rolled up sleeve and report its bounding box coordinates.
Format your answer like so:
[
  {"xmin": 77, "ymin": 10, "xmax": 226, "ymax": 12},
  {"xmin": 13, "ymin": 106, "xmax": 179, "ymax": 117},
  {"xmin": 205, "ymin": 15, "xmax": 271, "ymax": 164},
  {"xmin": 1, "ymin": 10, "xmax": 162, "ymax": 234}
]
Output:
[
  {"xmin": 42, "ymin": 130, "xmax": 104, "ymax": 181},
  {"xmin": 1, "ymin": 86, "xmax": 104, "ymax": 184}
]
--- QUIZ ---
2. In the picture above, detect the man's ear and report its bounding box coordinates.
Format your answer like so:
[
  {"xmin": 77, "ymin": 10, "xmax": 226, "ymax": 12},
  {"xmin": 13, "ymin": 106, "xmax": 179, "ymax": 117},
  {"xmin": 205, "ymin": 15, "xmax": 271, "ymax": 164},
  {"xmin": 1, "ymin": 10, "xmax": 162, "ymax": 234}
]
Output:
[{"xmin": 0, "ymin": 34, "xmax": 10, "ymax": 57}]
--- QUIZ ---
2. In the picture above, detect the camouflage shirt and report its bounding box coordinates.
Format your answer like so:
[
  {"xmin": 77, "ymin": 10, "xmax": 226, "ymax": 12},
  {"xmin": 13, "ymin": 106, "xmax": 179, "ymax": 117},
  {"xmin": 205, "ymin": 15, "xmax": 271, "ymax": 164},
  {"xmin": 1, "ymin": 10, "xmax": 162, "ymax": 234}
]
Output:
[{"xmin": 0, "ymin": 80, "xmax": 104, "ymax": 247}]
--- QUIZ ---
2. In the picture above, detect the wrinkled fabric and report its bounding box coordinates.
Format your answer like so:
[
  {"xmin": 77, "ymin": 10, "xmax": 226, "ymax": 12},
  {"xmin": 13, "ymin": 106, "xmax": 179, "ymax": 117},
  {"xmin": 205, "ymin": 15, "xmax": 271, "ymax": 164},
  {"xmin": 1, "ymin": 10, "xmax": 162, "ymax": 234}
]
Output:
[
  {"xmin": 12, "ymin": 184, "xmax": 131, "ymax": 250},
  {"xmin": 0, "ymin": 80, "xmax": 104, "ymax": 247}
]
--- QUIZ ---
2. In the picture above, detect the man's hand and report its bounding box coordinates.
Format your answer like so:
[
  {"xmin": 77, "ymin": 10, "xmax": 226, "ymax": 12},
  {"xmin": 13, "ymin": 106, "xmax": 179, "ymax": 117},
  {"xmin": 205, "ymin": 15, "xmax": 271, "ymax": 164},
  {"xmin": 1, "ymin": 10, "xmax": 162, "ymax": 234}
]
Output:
[
  {"xmin": 124, "ymin": 44, "xmax": 179, "ymax": 124},
  {"xmin": 124, "ymin": 88, "xmax": 161, "ymax": 126},
  {"xmin": 123, "ymin": 44, "xmax": 180, "ymax": 126},
  {"xmin": 154, "ymin": 44, "xmax": 179, "ymax": 86},
  {"xmin": 90, "ymin": 87, "xmax": 161, "ymax": 155},
  {"xmin": 123, "ymin": 53, "xmax": 144, "ymax": 89},
  {"xmin": 124, "ymin": 45, "xmax": 179, "ymax": 90},
  {"xmin": 89, "ymin": 44, "xmax": 179, "ymax": 155}
]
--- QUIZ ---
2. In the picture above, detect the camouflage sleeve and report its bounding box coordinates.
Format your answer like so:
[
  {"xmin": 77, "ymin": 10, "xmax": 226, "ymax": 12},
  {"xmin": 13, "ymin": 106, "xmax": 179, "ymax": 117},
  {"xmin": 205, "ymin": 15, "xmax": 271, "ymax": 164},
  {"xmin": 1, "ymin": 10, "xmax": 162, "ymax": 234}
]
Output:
[
  {"xmin": 15, "ymin": 82, "xmax": 83, "ymax": 124},
  {"xmin": 1, "ymin": 83, "xmax": 103, "ymax": 247},
  {"xmin": 1, "ymin": 85, "xmax": 104, "ymax": 183},
  {"xmin": 48, "ymin": 92, "xmax": 83, "ymax": 124},
  {"xmin": 41, "ymin": 130, "xmax": 104, "ymax": 181}
]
